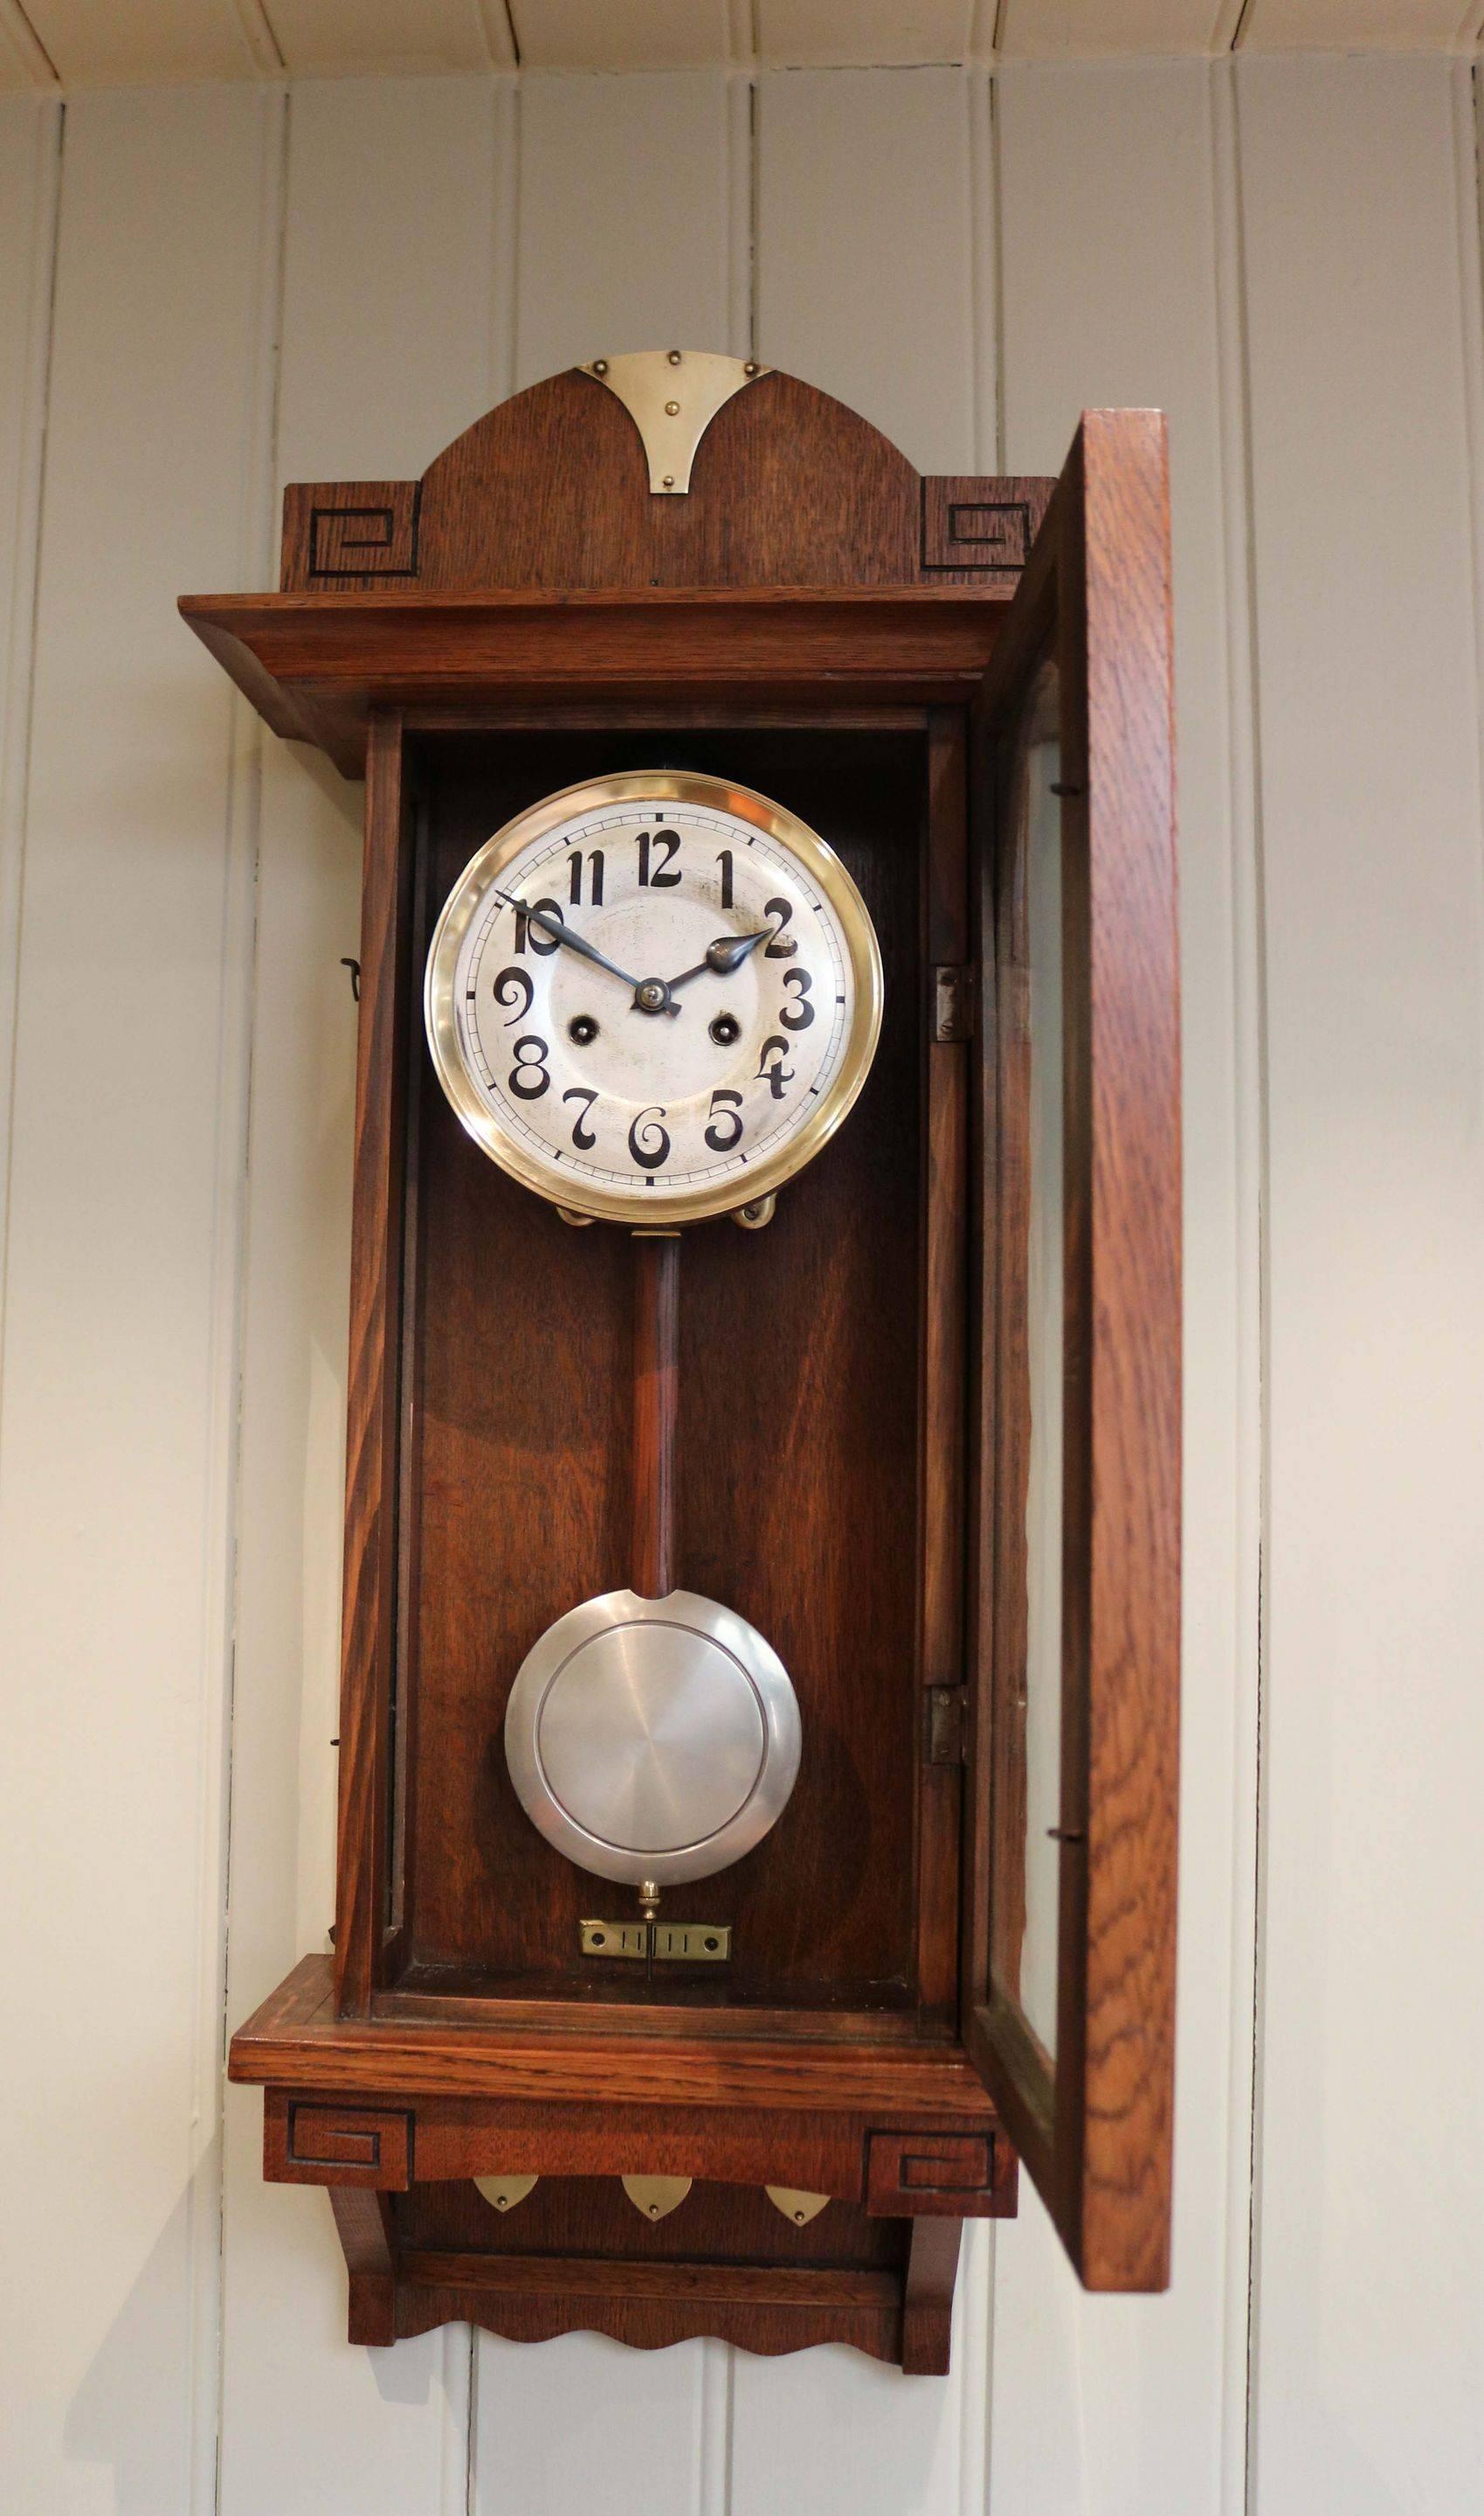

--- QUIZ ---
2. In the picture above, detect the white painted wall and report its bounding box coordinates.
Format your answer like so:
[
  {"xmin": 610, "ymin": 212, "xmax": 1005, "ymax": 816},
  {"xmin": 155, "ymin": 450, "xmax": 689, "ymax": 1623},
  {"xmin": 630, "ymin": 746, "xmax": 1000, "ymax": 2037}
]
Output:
[{"xmin": 0, "ymin": 54, "xmax": 1479, "ymax": 2516}]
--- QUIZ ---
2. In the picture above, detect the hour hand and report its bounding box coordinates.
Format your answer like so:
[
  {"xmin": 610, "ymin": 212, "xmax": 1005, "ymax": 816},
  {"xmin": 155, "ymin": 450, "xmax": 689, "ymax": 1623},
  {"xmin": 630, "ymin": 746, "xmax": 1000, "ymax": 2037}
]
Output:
[
  {"xmin": 664, "ymin": 930, "xmax": 773, "ymax": 994},
  {"xmin": 495, "ymin": 891, "xmax": 645, "ymax": 992}
]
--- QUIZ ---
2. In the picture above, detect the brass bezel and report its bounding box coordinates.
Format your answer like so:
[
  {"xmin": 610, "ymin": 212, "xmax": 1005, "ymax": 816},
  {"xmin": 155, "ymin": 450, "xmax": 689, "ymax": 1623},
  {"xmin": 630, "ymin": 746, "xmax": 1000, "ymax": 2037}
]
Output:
[{"xmin": 424, "ymin": 769, "xmax": 885, "ymax": 1227}]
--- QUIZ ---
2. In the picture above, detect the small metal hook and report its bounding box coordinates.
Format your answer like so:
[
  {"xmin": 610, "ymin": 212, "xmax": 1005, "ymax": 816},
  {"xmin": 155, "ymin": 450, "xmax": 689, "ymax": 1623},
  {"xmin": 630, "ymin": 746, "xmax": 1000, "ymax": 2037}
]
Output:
[{"xmin": 341, "ymin": 957, "xmax": 361, "ymax": 1002}]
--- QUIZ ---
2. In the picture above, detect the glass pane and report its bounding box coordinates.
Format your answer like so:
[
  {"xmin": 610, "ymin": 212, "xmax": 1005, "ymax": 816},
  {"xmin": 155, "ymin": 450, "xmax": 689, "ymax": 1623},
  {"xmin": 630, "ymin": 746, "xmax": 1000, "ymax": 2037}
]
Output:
[{"xmin": 1019, "ymin": 668, "xmax": 1064, "ymax": 2059}]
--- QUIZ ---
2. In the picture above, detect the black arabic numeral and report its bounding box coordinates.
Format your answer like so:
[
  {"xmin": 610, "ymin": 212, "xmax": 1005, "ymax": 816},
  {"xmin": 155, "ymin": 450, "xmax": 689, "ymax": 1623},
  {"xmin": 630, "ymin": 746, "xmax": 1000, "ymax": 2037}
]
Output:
[
  {"xmin": 508, "ymin": 1035, "xmax": 551, "ymax": 1100},
  {"xmin": 703, "ymin": 1089, "xmax": 744, "ymax": 1153},
  {"xmin": 763, "ymin": 896, "xmax": 797, "ymax": 957},
  {"xmin": 716, "ymin": 848, "xmax": 734, "ymax": 909},
  {"xmin": 637, "ymin": 828, "xmax": 681, "ymax": 888},
  {"xmin": 627, "ymin": 1104, "xmax": 671, "ymax": 1167},
  {"xmin": 756, "ymin": 1036, "xmax": 795, "ymax": 1101},
  {"xmin": 779, "ymin": 967, "xmax": 815, "ymax": 1031},
  {"xmin": 492, "ymin": 964, "xmax": 533, "ymax": 1026},
  {"xmin": 515, "ymin": 896, "xmax": 563, "ymax": 956},
  {"xmin": 568, "ymin": 848, "xmax": 604, "ymax": 907},
  {"xmin": 563, "ymin": 1086, "xmax": 598, "ymax": 1150}
]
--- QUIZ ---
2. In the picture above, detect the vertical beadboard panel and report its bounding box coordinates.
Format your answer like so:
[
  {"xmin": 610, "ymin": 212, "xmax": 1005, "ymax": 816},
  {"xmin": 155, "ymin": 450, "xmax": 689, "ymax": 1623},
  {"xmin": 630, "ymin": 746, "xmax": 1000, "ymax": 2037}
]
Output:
[
  {"xmin": 730, "ymin": 60, "xmax": 990, "ymax": 2516},
  {"xmin": 469, "ymin": 66, "xmax": 737, "ymax": 2516},
  {"xmin": 515, "ymin": 69, "xmax": 734, "ymax": 382},
  {"xmin": 1238, "ymin": 57, "xmax": 1484, "ymax": 2516},
  {"xmin": 990, "ymin": 60, "xmax": 1257, "ymax": 2516},
  {"xmin": 218, "ymin": 74, "xmax": 509, "ymax": 2516},
  {"xmin": 728, "ymin": 2287, "xmax": 973, "ymax": 2516},
  {"xmin": 0, "ymin": 96, "xmax": 58, "ymax": 1370},
  {"xmin": 0, "ymin": 84, "xmax": 277, "ymax": 2516},
  {"xmin": 11, "ymin": 59, "xmax": 1480, "ymax": 2516},
  {"xmin": 755, "ymin": 66, "xmax": 977, "ymax": 473}
]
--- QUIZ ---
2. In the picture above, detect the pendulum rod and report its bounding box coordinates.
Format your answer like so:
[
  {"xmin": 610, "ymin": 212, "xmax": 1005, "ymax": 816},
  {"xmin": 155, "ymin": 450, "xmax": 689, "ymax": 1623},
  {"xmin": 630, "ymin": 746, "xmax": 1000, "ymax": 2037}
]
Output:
[{"xmin": 631, "ymin": 1230, "xmax": 680, "ymax": 1601}]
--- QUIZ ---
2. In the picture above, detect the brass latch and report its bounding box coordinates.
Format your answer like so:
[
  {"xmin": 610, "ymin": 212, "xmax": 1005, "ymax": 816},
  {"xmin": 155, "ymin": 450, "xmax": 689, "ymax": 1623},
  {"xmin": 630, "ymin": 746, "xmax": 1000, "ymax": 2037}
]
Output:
[
  {"xmin": 577, "ymin": 1919, "xmax": 648, "ymax": 1960},
  {"xmin": 581, "ymin": 1919, "xmax": 732, "ymax": 1962},
  {"xmin": 652, "ymin": 1922, "xmax": 732, "ymax": 1961}
]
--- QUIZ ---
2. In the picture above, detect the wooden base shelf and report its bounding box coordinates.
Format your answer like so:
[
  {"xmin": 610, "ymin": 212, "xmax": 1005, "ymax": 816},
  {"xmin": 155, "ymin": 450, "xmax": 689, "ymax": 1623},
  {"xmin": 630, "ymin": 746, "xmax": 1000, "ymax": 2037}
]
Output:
[
  {"xmin": 231, "ymin": 1957, "xmax": 1006, "ymax": 2120},
  {"xmin": 332, "ymin": 2180, "xmax": 964, "ymax": 2372},
  {"xmin": 233, "ymin": 1957, "xmax": 1017, "ymax": 2372}
]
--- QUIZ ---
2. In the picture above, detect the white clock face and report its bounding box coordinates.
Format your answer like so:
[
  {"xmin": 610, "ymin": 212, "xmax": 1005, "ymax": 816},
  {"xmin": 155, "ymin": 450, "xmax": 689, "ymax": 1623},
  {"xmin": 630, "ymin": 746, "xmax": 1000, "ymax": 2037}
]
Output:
[{"xmin": 424, "ymin": 772, "xmax": 883, "ymax": 1225}]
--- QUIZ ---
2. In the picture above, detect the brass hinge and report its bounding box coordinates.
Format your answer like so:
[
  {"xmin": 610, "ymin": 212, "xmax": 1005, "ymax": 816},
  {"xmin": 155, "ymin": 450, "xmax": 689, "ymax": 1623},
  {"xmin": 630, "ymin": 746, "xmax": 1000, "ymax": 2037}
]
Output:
[
  {"xmin": 924, "ymin": 1685, "xmax": 969, "ymax": 1765},
  {"xmin": 932, "ymin": 965, "xmax": 974, "ymax": 1043}
]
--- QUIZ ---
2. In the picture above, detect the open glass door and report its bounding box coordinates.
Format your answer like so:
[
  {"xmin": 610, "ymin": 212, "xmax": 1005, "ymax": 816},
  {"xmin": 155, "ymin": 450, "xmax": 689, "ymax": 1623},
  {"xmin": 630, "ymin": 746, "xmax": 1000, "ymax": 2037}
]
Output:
[{"xmin": 967, "ymin": 410, "xmax": 1180, "ymax": 2291}]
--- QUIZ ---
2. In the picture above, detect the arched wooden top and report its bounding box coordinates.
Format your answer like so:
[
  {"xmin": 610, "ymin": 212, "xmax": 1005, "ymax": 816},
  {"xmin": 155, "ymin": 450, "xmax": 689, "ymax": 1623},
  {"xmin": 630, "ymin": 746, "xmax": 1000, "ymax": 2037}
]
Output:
[{"xmin": 280, "ymin": 361, "xmax": 1049, "ymax": 596}]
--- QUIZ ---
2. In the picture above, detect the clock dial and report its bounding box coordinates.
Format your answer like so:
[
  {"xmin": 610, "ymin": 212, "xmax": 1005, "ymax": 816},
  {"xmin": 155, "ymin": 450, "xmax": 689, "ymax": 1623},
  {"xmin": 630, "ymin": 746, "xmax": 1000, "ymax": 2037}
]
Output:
[{"xmin": 425, "ymin": 771, "xmax": 883, "ymax": 1224}]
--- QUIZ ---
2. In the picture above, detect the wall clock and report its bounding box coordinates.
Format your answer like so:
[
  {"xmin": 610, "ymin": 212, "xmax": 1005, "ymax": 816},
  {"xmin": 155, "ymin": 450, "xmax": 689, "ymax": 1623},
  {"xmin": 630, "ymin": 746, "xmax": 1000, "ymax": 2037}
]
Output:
[{"xmin": 185, "ymin": 350, "xmax": 1180, "ymax": 2373}]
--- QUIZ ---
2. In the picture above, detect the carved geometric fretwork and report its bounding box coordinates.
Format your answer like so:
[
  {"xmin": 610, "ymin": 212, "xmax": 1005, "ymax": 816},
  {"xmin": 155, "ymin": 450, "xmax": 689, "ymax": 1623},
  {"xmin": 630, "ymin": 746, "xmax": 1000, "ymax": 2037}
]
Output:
[
  {"xmin": 268, "ymin": 2097, "xmax": 413, "ymax": 2189},
  {"xmin": 920, "ymin": 475, "xmax": 1052, "ymax": 581}
]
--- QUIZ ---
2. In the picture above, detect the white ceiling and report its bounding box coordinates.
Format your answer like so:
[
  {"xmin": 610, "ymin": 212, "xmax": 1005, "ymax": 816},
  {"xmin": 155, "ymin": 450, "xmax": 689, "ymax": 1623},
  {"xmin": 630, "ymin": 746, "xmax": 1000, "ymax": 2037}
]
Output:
[{"xmin": 2, "ymin": 0, "xmax": 1482, "ymax": 89}]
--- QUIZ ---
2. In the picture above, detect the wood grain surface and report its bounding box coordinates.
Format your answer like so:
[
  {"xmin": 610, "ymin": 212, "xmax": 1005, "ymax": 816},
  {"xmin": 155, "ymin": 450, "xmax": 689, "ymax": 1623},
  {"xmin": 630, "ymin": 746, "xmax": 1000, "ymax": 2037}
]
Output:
[
  {"xmin": 334, "ymin": 713, "xmax": 412, "ymax": 2015},
  {"xmin": 901, "ymin": 2217, "xmax": 964, "ymax": 2376},
  {"xmin": 231, "ymin": 1956, "xmax": 1000, "ymax": 2120},
  {"xmin": 316, "ymin": 2163, "xmax": 963, "ymax": 2367},
  {"xmin": 180, "ymin": 372, "xmax": 1053, "ymax": 778},
  {"xmin": 403, "ymin": 728, "xmax": 925, "ymax": 2009},
  {"xmin": 277, "ymin": 368, "xmax": 1049, "ymax": 598},
  {"xmin": 972, "ymin": 411, "xmax": 1180, "ymax": 2291},
  {"xmin": 179, "ymin": 586, "xmax": 1016, "ymax": 777},
  {"xmin": 630, "ymin": 1230, "xmax": 680, "ymax": 1599}
]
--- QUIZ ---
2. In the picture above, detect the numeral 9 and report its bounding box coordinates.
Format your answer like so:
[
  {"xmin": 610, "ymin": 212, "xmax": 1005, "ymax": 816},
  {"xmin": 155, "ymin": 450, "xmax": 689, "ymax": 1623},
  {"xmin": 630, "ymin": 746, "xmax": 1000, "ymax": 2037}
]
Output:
[{"xmin": 492, "ymin": 965, "xmax": 533, "ymax": 1025}]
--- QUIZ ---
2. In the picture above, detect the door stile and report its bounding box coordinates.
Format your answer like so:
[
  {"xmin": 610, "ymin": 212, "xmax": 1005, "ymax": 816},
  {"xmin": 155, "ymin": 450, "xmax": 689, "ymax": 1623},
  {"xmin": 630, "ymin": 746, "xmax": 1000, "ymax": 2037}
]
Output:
[
  {"xmin": 915, "ymin": 708, "xmax": 972, "ymax": 2029},
  {"xmin": 335, "ymin": 708, "xmax": 416, "ymax": 2015},
  {"xmin": 965, "ymin": 412, "xmax": 1180, "ymax": 2288}
]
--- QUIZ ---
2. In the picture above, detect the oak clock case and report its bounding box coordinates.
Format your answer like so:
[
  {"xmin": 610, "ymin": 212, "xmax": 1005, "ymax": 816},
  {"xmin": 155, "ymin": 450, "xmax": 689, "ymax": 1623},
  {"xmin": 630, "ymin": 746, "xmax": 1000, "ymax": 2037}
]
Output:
[{"xmin": 190, "ymin": 352, "xmax": 1182, "ymax": 2372}]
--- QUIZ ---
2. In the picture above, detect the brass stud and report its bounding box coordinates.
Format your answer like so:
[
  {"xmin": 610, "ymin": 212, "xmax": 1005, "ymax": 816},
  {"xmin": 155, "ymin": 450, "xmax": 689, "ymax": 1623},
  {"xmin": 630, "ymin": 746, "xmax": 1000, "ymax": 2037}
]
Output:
[
  {"xmin": 622, "ymin": 2174, "xmax": 692, "ymax": 2222},
  {"xmin": 662, "ymin": 474, "xmax": 675, "ymax": 489},
  {"xmin": 667, "ymin": 349, "xmax": 682, "ymax": 364},
  {"xmin": 665, "ymin": 398, "xmax": 680, "ymax": 416},
  {"xmin": 764, "ymin": 2185, "xmax": 830, "ymax": 2228},
  {"xmin": 744, "ymin": 360, "xmax": 759, "ymax": 376},
  {"xmin": 591, "ymin": 357, "xmax": 608, "ymax": 376},
  {"xmin": 474, "ymin": 2173, "xmax": 538, "ymax": 2215}
]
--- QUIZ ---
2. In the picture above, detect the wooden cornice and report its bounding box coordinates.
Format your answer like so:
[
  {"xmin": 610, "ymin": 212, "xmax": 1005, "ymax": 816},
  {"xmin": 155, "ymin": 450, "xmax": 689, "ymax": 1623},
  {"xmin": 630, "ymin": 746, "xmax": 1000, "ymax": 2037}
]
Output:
[{"xmin": 179, "ymin": 584, "xmax": 1011, "ymax": 777}]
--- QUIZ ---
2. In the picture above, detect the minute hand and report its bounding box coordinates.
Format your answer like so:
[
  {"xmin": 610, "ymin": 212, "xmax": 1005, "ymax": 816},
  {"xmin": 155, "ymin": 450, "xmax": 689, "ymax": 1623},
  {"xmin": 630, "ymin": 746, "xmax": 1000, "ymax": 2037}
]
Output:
[
  {"xmin": 495, "ymin": 891, "xmax": 645, "ymax": 992},
  {"xmin": 663, "ymin": 929, "xmax": 773, "ymax": 993}
]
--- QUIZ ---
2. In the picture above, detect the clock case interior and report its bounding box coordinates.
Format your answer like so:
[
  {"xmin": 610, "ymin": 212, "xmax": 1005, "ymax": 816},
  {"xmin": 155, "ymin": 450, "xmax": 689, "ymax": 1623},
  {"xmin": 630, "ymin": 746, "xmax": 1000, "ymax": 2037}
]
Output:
[
  {"xmin": 185, "ymin": 356, "xmax": 1179, "ymax": 2371},
  {"xmin": 406, "ymin": 723, "xmax": 927, "ymax": 2012}
]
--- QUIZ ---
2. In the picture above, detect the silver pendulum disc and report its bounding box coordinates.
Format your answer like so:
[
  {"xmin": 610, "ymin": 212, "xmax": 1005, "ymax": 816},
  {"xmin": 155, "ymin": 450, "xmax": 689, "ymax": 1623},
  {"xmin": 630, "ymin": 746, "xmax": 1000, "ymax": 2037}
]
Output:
[{"xmin": 503, "ymin": 1588, "xmax": 802, "ymax": 1888}]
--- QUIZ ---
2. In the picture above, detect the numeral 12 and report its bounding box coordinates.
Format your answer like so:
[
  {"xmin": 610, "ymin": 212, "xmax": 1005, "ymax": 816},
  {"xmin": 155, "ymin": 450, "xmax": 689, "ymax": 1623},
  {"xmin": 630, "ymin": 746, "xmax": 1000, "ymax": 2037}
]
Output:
[{"xmin": 637, "ymin": 829, "xmax": 681, "ymax": 888}]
